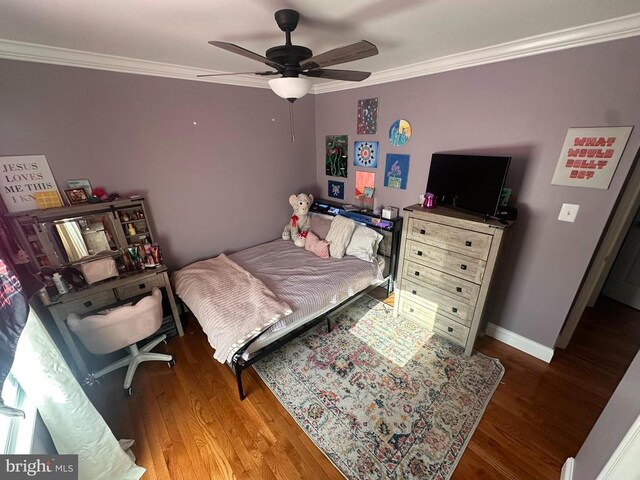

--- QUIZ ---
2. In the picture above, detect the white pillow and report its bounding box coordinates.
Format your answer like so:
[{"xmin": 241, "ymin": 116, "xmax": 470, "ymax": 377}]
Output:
[
  {"xmin": 325, "ymin": 215, "xmax": 356, "ymax": 258},
  {"xmin": 346, "ymin": 225, "xmax": 383, "ymax": 262}
]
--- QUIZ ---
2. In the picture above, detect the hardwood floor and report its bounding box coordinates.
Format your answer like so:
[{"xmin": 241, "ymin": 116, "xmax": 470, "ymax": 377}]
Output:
[{"xmin": 89, "ymin": 293, "xmax": 640, "ymax": 479}]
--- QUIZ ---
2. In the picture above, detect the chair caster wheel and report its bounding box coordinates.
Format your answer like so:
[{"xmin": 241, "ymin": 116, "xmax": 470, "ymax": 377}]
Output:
[
  {"xmin": 124, "ymin": 387, "xmax": 133, "ymax": 397},
  {"xmin": 168, "ymin": 358, "xmax": 176, "ymax": 368}
]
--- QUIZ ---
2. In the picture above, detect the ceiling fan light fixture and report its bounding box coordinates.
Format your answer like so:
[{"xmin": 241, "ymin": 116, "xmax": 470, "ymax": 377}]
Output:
[{"xmin": 268, "ymin": 77, "xmax": 312, "ymax": 102}]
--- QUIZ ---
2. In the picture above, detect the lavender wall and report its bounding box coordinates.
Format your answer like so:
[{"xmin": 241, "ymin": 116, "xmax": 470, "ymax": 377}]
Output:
[
  {"xmin": 0, "ymin": 60, "xmax": 317, "ymax": 268},
  {"xmin": 314, "ymin": 37, "xmax": 640, "ymax": 349}
]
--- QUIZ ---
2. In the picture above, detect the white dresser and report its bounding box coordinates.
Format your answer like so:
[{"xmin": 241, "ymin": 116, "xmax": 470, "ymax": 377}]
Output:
[{"xmin": 393, "ymin": 204, "xmax": 510, "ymax": 355}]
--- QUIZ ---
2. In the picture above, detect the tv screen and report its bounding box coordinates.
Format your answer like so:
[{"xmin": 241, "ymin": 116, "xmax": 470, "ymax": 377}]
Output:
[{"xmin": 425, "ymin": 153, "xmax": 511, "ymax": 217}]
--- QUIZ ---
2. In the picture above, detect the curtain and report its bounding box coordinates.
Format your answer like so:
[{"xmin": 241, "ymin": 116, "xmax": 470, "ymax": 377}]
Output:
[
  {"xmin": 12, "ymin": 308, "xmax": 145, "ymax": 480},
  {"xmin": 0, "ymin": 222, "xmax": 29, "ymax": 417}
]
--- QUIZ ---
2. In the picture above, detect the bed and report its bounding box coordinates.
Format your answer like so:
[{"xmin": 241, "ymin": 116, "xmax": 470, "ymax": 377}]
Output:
[{"xmin": 173, "ymin": 202, "xmax": 402, "ymax": 400}]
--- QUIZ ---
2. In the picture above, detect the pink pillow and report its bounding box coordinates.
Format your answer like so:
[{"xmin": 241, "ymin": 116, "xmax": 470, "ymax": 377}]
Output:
[
  {"xmin": 310, "ymin": 214, "xmax": 333, "ymax": 239},
  {"xmin": 304, "ymin": 231, "xmax": 330, "ymax": 259}
]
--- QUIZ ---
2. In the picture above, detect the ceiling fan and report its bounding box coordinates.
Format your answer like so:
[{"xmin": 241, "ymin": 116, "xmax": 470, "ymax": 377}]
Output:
[{"xmin": 198, "ymin": 9, "xmax": 378, "ymax": 103}]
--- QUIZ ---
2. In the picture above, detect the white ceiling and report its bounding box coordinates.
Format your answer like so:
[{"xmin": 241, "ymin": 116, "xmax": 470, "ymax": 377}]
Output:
[{"xmin": 1, "ymin": 0, "xmax": 639, "ymax": 92}]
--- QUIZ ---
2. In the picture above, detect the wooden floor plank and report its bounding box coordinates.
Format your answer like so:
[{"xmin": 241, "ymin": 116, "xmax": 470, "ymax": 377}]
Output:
[{"xmin": 92, "ymin": 293, "xmax": 639, "ymax": 479}]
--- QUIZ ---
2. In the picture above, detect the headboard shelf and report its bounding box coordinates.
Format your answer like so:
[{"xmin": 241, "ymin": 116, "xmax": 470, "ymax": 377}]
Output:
[{"xmin": 310, "ymin": 198, "xmax": 403, "ymax": 292}]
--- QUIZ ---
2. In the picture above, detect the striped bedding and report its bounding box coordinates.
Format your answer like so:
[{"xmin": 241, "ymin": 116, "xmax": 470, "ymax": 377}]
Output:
[
  {"xmin": 172, "ymin": 253, "xmax": 292, "ymax": 362},
  {"xmin": 176, "ymin": 239, "xmax": 384, "ymax": 362}
]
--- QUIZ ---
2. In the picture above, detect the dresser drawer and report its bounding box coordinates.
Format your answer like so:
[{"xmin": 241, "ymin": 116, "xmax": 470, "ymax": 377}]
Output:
[
  {"xmin": 434, "ymin": 315, "xmax": 470, "ymax": 347},
  {"xmin": 402, "ymin": 260, "xmax": 480, "ymax": 304},
  {"xmin": 408, "ymin": 218, "xmax": 492, "ymax": 260},
  {"xmin": 397, "ymin": 297, "xmax": 437, "ymax": 329},
  {"xmin": 406, "ymin": 240, "xmax": 486, "ymax": 283},
  {"xmin": 53, "ymin": 290, "xmax": 117, "ymax": 318},
  {"xmin": 402, "ymin": 280, "xmax": 474, "ymax": 325},
  {"xmin": 115, "ymin": 274, "xmax": 165, "ymax": 300}
]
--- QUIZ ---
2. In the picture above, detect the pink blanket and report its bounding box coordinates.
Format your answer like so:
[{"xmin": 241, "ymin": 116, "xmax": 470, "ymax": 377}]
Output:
[{"xmin": 172, "ymin": 254, "xmax": 292, "ymax": 362}]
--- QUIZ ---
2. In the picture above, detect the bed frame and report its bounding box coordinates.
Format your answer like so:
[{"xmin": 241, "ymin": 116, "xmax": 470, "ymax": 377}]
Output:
[{"xmin": 229, "ymin": 198, "xmax": 403, "ymax": 400}]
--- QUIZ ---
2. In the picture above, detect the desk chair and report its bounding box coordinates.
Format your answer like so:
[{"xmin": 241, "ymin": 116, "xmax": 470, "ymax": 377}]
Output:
[{"xmin": 67, "ymin": 287, "xmax": 175, "ymax": 396}]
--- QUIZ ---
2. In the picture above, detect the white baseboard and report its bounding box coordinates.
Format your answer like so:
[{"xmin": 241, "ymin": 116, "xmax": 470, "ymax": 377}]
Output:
[
  {"xmin": 561, "ymin": 458, "xmax": 575, "ymax": 480},
  {"xmin": 485, "ymin": 323, "xmax": 555, "ymax": 363}
]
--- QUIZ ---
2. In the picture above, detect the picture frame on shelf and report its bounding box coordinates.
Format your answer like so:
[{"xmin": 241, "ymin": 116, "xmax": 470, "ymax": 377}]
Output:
[
  {"xmin": 65, "ymin": 188, "xmax": 88, "ymax": 205},
  {"xmin": 67, "ymin": 178, "xmax": 92, "ymax": 196}
]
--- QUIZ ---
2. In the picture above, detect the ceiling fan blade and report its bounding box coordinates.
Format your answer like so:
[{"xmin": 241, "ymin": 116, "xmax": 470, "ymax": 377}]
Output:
[
  {"xmin": 197, "ymin": 71, "xmax": 279, "ymax": 78},
  {"xmin": 303, "ymin": 69, "xmax": 371, "ymax": 82},
  {"xmin": 208, "ymin": 41, "xmax": 284, "ymax": 70},
  {"xmin": 300, "ymin": 40, "xmax": 378, "ymax": 70}
]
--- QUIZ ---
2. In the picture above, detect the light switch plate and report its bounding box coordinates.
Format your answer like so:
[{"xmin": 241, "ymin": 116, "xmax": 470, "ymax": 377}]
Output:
[{"xmin": 558, "ymin": 203, "xmax": 580, "ymax": 222}]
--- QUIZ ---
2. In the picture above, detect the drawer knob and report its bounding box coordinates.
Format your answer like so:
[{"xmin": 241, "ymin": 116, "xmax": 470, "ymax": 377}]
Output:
[
  {"xmin": 452, "ymin": 307, "xmax": 458, "ymax": 313},
  {"xmin": 465, "ymin": 241, "xmax": 472, "ymax": 247},
  {"xmin": 456, "ymin": 287, "xmax": 463, "ymax": 293},
  {"xmin": 83, "ymin": 301, "xmax": 93, "ymax": 308},
  {"xmin": 460, "ymin": 264, "xmax": 467, "ymax": 270},
  {"xmin": 447, "ymin": 327, "xmax": 454, "ymax": 333},
  {"xmin": 139, "ymin": 283, "xmax": 146, "ymax": 289},
  {"xmin": 409, "ymin": 308, "xmax": 414, "ymax": 313},
  {"xmin": 412, "ymin": 290, "xmax": 417, "ymax": 295},
  {"xmin": 420, "ymin": 229, "xmax": 426, "ymax": 235},
  {"xmin": 414, "ymin": 271, "xmax": 420, "ymax": 277},
  {"xmin": 417, "ymin": 251, "xmax": 423, "ymax": 256}
]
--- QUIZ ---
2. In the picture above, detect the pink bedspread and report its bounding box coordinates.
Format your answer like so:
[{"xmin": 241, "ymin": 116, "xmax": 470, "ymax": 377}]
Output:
[{"xmin": 172, "ymin": 254, "xmax": 292, "ymax": 363}]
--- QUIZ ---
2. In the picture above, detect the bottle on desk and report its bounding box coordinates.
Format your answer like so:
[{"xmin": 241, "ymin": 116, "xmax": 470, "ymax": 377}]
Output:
[{"xmin": 52, "ymin": 272, "xmax": 69, "ymax": 295}]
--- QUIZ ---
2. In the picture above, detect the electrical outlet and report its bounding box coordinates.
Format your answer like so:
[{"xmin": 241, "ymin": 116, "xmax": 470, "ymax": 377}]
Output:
[{"xmin": 558, "ymin": 203, "xmax": 580, "ymax": 223}]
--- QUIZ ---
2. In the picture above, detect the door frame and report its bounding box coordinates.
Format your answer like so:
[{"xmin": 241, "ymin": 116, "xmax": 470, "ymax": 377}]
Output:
[{"xmin": 556, "ymin": 152, "xmax": 640, "ymax": 349}]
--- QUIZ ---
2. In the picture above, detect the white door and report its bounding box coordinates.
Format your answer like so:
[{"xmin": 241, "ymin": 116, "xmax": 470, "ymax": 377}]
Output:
[{"xmin": 603, "ymin": 206, "xmax": 640, "ymax": 310}]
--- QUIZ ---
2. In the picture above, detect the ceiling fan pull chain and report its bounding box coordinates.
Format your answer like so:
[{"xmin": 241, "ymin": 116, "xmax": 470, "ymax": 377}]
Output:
[{"xmin": 289, "ymin": 102, "xmax": 295, "ymax": 143}]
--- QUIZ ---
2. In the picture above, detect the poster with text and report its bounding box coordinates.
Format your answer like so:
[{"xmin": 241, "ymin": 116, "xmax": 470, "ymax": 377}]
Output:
[
  {"xmin": 0, "ymin": 155, "xmax": 61, "ymax": 212},
  {"xmin": 551, "ymin": 126, "xmax": 633, "ymax": 189}
]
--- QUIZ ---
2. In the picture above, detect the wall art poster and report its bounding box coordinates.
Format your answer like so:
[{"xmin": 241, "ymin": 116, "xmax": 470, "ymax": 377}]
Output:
[
  {"xmin": 354, "ymin": 141, "xmax": 379, "ymax": 167},
  {"xmin": 389, "ymin": 119, "xmax": 412, "ymax": 146},
  {"xmin": 551, "ymin": 126, "xmax": 633, "ymax": 189},
  {"xmin": 357, "ymin": 98, "xmax": 379, "ymax": 134},
  {"xmin": 384, "ymin": 153, "xmax": 410, "ymax": 190},
  {"xmin": 326, "ymin": 135, "xmax": 348, "ymax": 178},
  {"xmin": 0, "ymin": 155, "xmax": 61, "ymax": 212},
  {"xmin": 355, "ymin": 171, "xmax": 376, "ymax": 199},
  {"xmin": 328, "ymin": 180, "xmax": 345, "ymax": 199}
]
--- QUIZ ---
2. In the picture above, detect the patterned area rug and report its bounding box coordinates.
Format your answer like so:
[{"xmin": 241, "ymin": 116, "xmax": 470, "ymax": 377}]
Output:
[{"xmin": 253, "ymin": 295, "xmax": 504, "ymax": 479}]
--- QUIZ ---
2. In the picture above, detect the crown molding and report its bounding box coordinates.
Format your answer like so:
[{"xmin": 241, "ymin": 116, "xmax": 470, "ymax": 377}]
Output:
[
  {"xmin": 0, "ymin": 13, "xmax": 639, "ymax": 94},
  {"xmin": 313, "ymin": 12, "xmax": 640, "ymax": 94},
  {"xmin": 0, "ymin": 39, "xmax": 271, "ymax": 89}
]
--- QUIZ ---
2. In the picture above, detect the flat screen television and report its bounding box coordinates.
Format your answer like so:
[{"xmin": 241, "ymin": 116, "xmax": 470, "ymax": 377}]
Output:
[{"xmin": 425, "ymin": 153, "xmax": 511, "ymax": 218}]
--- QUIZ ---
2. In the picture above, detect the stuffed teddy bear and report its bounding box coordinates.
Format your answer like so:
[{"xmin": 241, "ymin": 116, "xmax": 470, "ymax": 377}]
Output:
[{"xmin": 282, "ymin": 193, "xmax": 314, "ymax": 247}]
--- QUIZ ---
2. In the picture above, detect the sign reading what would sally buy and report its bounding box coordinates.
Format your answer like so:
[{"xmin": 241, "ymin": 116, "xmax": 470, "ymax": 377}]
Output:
[
  {"xmin": 0, "ymin": 155, "xmax": 61, "ymax": 212},
  {"xmin": 551, "ymin": 126, "xmax": 633, "ymax": 189}
]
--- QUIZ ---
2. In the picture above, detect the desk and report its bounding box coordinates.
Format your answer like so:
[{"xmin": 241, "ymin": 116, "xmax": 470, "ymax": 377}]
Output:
[{"xmin": 44, "ymin": 266, "xmax": 183, "ymax": 377}]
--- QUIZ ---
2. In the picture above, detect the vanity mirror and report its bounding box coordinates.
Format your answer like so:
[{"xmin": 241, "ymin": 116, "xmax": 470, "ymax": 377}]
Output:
[{"xmin": 3, "ymin": 198, "xmax": 154, "ymax": 271}]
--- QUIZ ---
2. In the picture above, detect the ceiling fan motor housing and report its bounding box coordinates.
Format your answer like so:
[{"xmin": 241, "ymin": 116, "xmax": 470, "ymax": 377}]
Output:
[{"xmin": 266, "ymin": 45, "xmax": 312, "ymax": 76}]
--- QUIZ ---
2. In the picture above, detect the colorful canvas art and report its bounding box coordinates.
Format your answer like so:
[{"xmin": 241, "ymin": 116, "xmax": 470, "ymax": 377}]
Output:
[
  {"xmin": 384, "ymin": 154, "xmax": 410, "ymax": 190},
  {"xmin": 388, "ymin": 119, "xmax": 412, "ymax": 146},
  {"xmin": 326, "ymin": 135, "xmax": 348, "ymax": 178},
  {"xmin": 355, "ymin": 171, "xmax": 376, "ymax": 198},
  {"xmin": 357, "ymin": 98, "xmax": 379, "ymax": 134},
  {"xmin": 354, "ymin": 141, "xmax": 379, "ymax": 167},
  {"xmin": 328, "ymin": 180, "xmax": 345, "ymax": 199}
]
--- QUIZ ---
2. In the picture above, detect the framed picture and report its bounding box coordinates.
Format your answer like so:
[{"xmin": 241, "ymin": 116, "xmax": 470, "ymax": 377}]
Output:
[
  {"xmin": 65, "ymin": 188, "xmax": 88, "ymax": 205},
  {"xmin": 67, "ymin": 178, "xmax": 92, "ymax": 196}
]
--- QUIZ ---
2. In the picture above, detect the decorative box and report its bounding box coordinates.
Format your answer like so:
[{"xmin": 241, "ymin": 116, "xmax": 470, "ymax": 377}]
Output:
[{"xmin": 382, "ymin": 207, "xmax": 399, "ymax": 219}]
